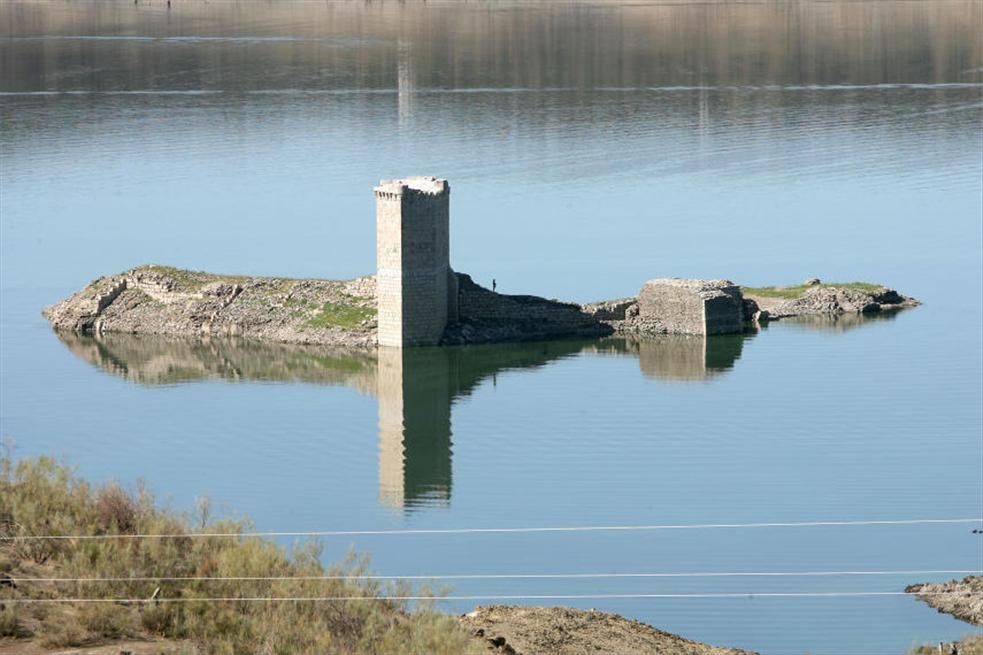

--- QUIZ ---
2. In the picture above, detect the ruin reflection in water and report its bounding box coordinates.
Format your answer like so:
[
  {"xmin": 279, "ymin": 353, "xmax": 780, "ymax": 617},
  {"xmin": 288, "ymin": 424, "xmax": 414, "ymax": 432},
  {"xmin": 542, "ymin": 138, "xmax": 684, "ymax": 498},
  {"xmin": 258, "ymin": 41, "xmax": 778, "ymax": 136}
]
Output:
[
  {"xmin": 588, "ymin": 335, "xmax": 751, "ymax": 382},
  {"xmin": 56, "ymin": 330, "xmax": 761, "ymax": 508}
]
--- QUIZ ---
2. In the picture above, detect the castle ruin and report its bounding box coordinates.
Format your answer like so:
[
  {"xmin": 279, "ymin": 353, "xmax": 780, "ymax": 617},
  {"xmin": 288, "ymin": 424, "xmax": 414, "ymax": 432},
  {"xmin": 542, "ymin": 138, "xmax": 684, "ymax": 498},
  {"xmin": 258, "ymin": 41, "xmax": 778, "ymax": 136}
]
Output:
[
  {"xmin": 374, "ymin": 176, "xmax": 749, "ymax": 347},
  {"xmin": 374, "ymin": 176, "xmax": 457, "ymax": 347}
]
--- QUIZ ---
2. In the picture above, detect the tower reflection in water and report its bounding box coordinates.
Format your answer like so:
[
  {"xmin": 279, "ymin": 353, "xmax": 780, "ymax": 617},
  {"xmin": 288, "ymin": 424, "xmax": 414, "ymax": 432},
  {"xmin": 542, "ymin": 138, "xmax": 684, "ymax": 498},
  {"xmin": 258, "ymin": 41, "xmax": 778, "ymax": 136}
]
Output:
[
  {"xmin": 376, "ymin": 347, "xmax": 453, "ymax": 508},
  {"xmin": 56, "ymin": 330, "xmax": 765, "ymax": 509}
]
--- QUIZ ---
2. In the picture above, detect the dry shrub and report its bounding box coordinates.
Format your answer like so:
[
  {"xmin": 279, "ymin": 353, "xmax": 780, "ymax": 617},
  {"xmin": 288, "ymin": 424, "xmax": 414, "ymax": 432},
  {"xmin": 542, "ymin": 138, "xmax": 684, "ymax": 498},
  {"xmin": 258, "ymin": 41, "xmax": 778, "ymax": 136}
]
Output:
[
  {"xmin": 38, "ymin": 610, "xmax": 89, "ymax": 647},
  {"xmin": 0, "ymin": 511, "xmax": 14, "ymax": 537},
  {"xmin": 77, "ymin": 602, "xmax": 136, "ymax": 639},
  {"xmin": 29, "ymin": 602, "xmax": 49, "ymax": 621},
  {"xmin": 0, "ymin": 605, "xmax": 26, "ymax": 637},
  {"xmin": 94, "ymin": 483, "xmax": 138, "ymax": 534},
  {"xmin": 3, "ymin": 457, "xmax": 484, "ymax": 655},
  {"xmin": 141, "ymin": 602, "xmax": 185, "ymax": 637}
]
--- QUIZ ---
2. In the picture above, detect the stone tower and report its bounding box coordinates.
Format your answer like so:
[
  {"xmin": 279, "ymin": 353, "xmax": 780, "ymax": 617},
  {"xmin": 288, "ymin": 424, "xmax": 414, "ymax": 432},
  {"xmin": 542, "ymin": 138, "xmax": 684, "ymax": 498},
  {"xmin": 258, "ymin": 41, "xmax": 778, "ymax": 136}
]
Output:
[{"xmin": 375, "ymin": 176, "xmax": 455, "ymax": 347}]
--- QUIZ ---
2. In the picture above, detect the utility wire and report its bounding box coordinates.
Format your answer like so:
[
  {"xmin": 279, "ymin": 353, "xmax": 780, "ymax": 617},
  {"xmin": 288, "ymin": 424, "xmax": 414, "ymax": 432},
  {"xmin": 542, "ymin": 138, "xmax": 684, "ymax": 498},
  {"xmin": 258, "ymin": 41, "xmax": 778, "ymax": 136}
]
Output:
[
  {"xmin": 1, "ymin": 591, "xmax": 970, "ymax": 605},
  {"xmin": 5, "ymin": 517, "xmax": 980, "ymax": 541},
  {"xmin": 12, "ymin": 569, "xmax": 979, "ymax": 584}
]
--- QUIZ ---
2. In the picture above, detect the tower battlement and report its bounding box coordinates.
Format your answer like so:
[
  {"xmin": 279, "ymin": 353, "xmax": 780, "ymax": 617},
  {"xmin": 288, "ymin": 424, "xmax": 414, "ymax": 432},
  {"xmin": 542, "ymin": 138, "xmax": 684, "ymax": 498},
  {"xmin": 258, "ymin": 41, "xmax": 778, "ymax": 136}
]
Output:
[
  {"xmin": 375, "ymin": 176, "xmax": 453, "ymax": 348},
  {"xmin": 374, "ymin": 176, "xmax": 449, "ymax": 199}
]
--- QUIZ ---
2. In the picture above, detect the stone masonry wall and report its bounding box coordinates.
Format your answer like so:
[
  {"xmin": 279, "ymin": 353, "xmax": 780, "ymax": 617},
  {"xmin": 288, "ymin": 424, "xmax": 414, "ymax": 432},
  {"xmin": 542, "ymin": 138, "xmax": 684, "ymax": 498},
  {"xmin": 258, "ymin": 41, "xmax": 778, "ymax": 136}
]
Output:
[
  {"xmin": 445, "ymin": 273, "xmax": 610, "ymax": 343},
  {"xmin": 375, "ymin": 177, "xmax": 450, "ymax": 347},
  {"xmin": 637, "ymin": 279, "xmax": 744, "ymax": 336},
  {"xmin": 375, "ymin": 189, "xmax": 403, "ymax": 347}
]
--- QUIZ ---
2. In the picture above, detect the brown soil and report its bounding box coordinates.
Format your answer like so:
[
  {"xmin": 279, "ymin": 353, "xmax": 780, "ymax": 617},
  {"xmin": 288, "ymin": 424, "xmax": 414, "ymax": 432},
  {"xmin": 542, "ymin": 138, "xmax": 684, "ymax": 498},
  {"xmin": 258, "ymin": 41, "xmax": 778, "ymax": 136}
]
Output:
[
  {"xmin": 460, "ymin": 605, "xmax": 757, "ymax": 655},
  {"xmin": 0, "ymin": 638, "xmax": 190, "ymax": 655},
  {"xmin": 2, "ymin": 606, "xmax": 760, "ymax": 655}
]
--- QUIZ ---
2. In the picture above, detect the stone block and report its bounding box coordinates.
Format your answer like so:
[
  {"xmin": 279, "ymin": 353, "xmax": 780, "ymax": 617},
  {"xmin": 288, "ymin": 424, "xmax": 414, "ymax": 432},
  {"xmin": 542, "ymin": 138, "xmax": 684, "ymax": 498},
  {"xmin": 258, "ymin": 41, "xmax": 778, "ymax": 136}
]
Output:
[{"xmin": 637, "ymin": 278, "xmax": 745, "ymax": 335}]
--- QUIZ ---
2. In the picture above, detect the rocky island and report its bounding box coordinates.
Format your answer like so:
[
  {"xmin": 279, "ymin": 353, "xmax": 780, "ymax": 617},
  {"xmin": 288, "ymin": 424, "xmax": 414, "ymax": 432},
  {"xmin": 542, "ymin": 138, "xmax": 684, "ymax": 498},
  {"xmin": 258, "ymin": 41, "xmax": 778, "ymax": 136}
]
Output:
[
  {"xmin": 42, "ymin": 264, "xmax": 918, "ymax": 348},
  {"xmin": 43, "ymin": 177, "xmax": 918, "ymax": 347},
  {"xmin": 907, "ymin": 575, "xmax": 983, "ymax": 627}
]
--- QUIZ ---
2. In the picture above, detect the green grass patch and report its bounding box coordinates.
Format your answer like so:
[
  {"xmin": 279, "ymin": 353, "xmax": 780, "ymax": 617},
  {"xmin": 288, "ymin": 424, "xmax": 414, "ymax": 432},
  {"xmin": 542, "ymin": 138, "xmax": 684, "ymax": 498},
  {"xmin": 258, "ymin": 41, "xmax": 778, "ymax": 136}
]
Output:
[
  {"xmin": 305, "ymin": 302, "xmax": 376, "ymax": 330},
  {"xmin": 140, "ymin": 265, "xmax": 248, "ymax": 292},
  {"xmin": 742, "ymin": 282, "xmax": 883, "ymax": 299}
]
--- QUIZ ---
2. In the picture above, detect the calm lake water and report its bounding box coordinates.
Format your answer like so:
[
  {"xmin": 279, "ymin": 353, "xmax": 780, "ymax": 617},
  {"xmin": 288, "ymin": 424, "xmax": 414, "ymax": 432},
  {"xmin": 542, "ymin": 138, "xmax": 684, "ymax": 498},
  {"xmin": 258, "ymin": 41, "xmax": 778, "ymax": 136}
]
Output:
[{"xmin": 1, "ymin": 1, "xmax": 981, "ymax": 652}]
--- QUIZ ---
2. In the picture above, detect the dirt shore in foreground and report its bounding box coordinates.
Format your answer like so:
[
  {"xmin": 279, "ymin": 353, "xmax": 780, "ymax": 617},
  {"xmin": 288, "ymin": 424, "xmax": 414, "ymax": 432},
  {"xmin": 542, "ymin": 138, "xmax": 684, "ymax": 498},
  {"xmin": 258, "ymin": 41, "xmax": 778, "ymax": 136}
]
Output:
[{"xmin": 460, "ymin": 605, "xmax": 756, "ymax": 655}]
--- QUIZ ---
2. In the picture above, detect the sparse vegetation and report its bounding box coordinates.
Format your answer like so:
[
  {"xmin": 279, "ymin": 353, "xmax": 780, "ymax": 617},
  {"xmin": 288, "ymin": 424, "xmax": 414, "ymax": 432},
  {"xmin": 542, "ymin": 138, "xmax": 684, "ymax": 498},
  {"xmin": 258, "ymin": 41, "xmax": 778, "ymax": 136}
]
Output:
[
  {"xmin": 741, "ymin": 281, "xmax": 883, "ymax": 299},
  {"xmin": 0, "ymin": 605, "xmax": 23, "ymax": 637},
  {"xmin": 141, "ymin": 265, "xmax": 246, "ymax": 292},
  {"xmin": 306, "ymin": 301, "xmax": 376, "ymax": 330},
  {"xmin": 0, "ymin": 456, "xmax": 480, "ymax": 655},
  {"xmin": 37, "ymin": 610, "xmax": 89, "ymax": 647}
]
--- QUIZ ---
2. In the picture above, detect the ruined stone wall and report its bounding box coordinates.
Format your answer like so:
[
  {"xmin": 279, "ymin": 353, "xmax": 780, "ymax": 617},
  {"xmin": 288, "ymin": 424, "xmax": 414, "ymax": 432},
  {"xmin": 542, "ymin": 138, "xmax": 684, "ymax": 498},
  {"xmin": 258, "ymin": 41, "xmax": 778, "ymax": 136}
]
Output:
[
  {"xmin": 458, "ymin": 281, "xmax": 586, "ymax": 324},
  {"xmin": 447, "ymin": 273, "xmax": 609, "ymax": 343},
  {"xmin": 376, "ymin": 189, "xmax": 404, "ymax": 348},
  {"xmin": 637, "ymin": 279, "xmax": 745, "ymax": 336},
  {"xmin": 375, "ymin": 177, "xmax": 450, "ymax": 347},
  {"xmin": 703, "ymin": 291, "xmax": 745, "ymax": 335}
]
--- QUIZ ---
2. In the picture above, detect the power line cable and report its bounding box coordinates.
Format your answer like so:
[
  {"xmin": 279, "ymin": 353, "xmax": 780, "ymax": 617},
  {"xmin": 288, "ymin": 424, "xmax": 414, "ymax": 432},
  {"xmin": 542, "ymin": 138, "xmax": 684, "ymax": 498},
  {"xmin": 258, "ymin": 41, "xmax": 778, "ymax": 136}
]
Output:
[
  {"xmin": 12, "ymin": 569, "xmax": 979, "ymax": 584},
  {"xmin": 2, "ymin": 591, "xmax": 970, "ymax": 605},
  {"xmin": 6, "ymin": 517, "xmax": 980, "ymax": 541}
]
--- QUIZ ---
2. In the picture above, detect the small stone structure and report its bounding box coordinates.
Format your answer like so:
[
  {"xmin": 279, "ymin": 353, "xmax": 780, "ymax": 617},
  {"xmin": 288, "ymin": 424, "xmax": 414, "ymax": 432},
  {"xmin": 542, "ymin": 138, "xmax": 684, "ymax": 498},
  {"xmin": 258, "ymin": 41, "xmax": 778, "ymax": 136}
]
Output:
[
  {"xmin": 637, "ymin": 279, "xmax": 745, "ymax": 336},
  {"xmin": 375, "ymin": 176, "xmax": 457, "ymax": 347}
]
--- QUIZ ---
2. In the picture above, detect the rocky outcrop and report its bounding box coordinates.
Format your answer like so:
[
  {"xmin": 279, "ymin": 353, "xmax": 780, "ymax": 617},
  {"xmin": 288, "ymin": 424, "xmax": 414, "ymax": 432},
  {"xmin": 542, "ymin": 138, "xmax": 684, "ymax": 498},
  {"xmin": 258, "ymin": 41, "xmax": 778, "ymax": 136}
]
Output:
[
  {"xmin": 44, "ymin": 267, "xmax": 919, "ymax": 347},
  {"xmin": 906, "ymin": 575, "xmax": 983, "ymax": 626},
  {"xmin": 44, "ymin": 265, "xmax": 377, "ymax": 349},
  {"xmin": 743, "ymin": 280, "xmax": 919, "ymax": 319},
  {"xmin": 585, "ymin": 279, "xmax": 917, "ymax": 337},
  {"xmin": 461, "ymin": 605, "xmax": 756, "ymax": 655}
]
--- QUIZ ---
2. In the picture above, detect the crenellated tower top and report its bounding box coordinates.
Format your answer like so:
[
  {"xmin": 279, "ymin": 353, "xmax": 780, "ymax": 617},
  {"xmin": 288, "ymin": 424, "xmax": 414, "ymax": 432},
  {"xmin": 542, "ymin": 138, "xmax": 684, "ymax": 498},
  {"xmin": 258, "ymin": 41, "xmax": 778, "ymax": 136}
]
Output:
[{"xmin": 373, "ymin": 176, "xmax": 450, "ymax": 201}]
